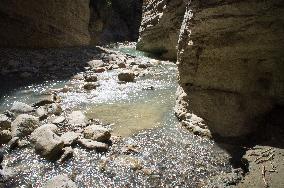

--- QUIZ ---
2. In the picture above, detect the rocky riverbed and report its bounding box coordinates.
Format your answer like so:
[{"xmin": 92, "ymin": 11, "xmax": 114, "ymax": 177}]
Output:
[{"xmin": 0, "ymin": 43, "xmax": 240, "ymax": 187}]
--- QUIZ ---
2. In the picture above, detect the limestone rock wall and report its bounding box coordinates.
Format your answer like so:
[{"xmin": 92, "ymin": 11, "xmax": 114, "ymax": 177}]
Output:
[
  {"xmin": 136, "ymin": 0, "xmax": 185, "ymax": 60},
  {"xmin": 89, "ymin": 0, "xmax": 143, "ymax": 45},
  {"xmin": 176, "ymin": 0, "xmax": 284, "ymax": 138},
  {"xmin": 0, "ymin": 0, "xmax": 91, "ymax": 48}
]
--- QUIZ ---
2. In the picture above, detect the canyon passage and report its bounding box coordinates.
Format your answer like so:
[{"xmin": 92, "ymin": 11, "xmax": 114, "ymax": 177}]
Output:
[{"xmin": 0, "ymin": 0, "xmax": 283, "ymax": 187}]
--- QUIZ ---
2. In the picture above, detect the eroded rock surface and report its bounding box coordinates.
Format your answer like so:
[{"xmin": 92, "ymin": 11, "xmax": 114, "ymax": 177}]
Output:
[
  {"xmin": 176, "ymin": 0, "xmax": 284, "ymax": 138},
  {"xmin": 137, "ymin": 0, "xmax": 185, "ymax": 60},
  {"xmin": 0, "ymin": 0, "xmax": 91, "ymax": 48}
]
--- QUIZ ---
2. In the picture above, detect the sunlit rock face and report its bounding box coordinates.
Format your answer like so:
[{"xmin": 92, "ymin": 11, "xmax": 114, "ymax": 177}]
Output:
[
  {"xmin": 176, "ymin": 0, "xmax": 284, "ymax": 138},
  {"xmin": 136, "ymin": 0, "xmax": 186, "ymax": 60},
  {"xmin": 89, "ymin": 0, "xmax": 143, "ymax": 45},
  {"xmin": 0, "ymin": 0, "xmax": 91, "ymax": 48}
]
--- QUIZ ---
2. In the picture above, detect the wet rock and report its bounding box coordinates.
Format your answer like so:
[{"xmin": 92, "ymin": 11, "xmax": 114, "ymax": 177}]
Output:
[
  {"xmin": 138, "ymin": 64, "xmax": 148, "ymax": 69},
  {"xmin": 77, "ymin": 139, "xmax": 108, "ymax": 151},
  {"xmin": 10, "ymin": 102, "xmax": 34, "ymax": 113},
  {"xmin": 84, "ymin": 74, "xmax": 98, "ymax": 82},
  {"xmin": 7, "ymin": 137, "xmax": 19, "ymax": 150},
  {"xmin": 52, "ymin": 116, "xmax": 66, "ymax": 125},
  {"xmin": 118, "ymin": 70, "xmax": 135, "ymax": 82},
  {"xmin": 36, "ymin": 106, "xmax": 48, "ymax": 121},
  {"xmin": 37, "ymin": 124, "xmax": 59, "ymax": 134},
  {"xmin": 0, "ymin": 114, "xmax": 11, "ymax": 131},
  {"xmin": 181, "ymin": 121, "xmax": 212, "ymax": 138},
  {"xmin": 30, "ymin": 125, "xmax": 64, "ymax": 161},
  {"xmin": 87, "ymin": 60, "xmax": 104, "ymax": 69},
  {"xmin": 0, "ymin": 130, "xmax": 12, "ymax": 144},
  {"xmin": 11, "ymin": 114, "xmax": 40, "ymax": 138},
  {"xmin": 142, "ymin": 86, "xmax": 155, "ymax": 91},
  {"xmin": 118, "ymin": 63, "xmax": 127, "ymax": 68},
  {"xmin": 59, "ymin": 147, "xmax": 74, "ymax": 163},
  {"xmin": 84, "ymin": 125, "xmax": 111, "ymax": 142},
  {"xmin": 44, "ymin": 174, "xmax": 77, "ymax": 188},
  {"xmin": 114, "ymin": 155, "xmax": 142, "ymax": 170},
  {"xmin": 68, "ymin": 111, "xmax": 88, "ymax": 127},
  {"xmin": 94, "ymin": 67, "xmax": 106, "ymax": 73},
  {"xmin": 47, "ymin": 103, "xmax": 62, "ymax": 116},
  {"xmin": 3, "ymin": 110, "xmax": 15, "ymax": 119},
  {"xmin": 83, "ymin": 82, "xmax": 97, "ymax": 90},
  {"xmin": 61, "ymin": 132, "xmax": 80, "ymax": 146},
  {"xmin": 33, "ymin": 99, "xmax": 54, "ymax": 107},
  {"xmin": 17, "ymin": 139, "xmax": 30, "ymax": 148}
]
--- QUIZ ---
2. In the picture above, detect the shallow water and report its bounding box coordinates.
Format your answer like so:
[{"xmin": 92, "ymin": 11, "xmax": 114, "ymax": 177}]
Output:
[{"xmin": 0, "ymin": 45, "xmax": 232, "ymax": 187}]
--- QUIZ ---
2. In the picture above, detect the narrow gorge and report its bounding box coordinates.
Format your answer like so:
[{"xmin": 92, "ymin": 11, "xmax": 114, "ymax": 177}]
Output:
[{"xmin": 0, "ymin": 0, "xmax": 283, "ymax": 187}]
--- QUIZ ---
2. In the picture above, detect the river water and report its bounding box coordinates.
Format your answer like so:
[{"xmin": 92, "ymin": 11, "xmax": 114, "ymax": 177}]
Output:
[{"xmin": 0, "ymin": 44, "xmax": 232, "ymax": 187}]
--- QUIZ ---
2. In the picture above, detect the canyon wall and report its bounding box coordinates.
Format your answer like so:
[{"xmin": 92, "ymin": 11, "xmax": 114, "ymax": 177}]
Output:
[
  {"xmin": 0, "ymin": 0, "xmax": 91, "ymax": 48},
  {"xmin": 138, "ymin": 0, "xmax": 284, "ymax": 139},
  {"xmin": 89, "ymin": 0, "xmax": 143, "ymax": 45},
  {"xmin": 176, "ymin": 0, "xmax": 284, "ymax": 138},
  {"xmin": 136, "ymin": 0, "xmax": 185, "ymax": 60},
  {"xmin": 0, "ymin": 0, "xmax": 142, "ymax": 48}
]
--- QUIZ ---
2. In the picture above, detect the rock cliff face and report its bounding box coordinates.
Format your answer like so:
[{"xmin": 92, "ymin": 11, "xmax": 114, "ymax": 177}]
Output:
[
  {"xmin": 0, "ymin": 0, "xmax": 91, "ymax": 48},
  {"xmin": 176, "ymin": 0, "xmax": 284, "ymax": 138},
  {"xmin": 136, "ymin": 0, "xmax": 185, "ymax": 60},
  {"xmin": 0, "ymin": 0, "xmax": 143, "ymax": 48},
  {"xmin": 89, "ymin": 0, "xmax": 143, "ymax": 45}
]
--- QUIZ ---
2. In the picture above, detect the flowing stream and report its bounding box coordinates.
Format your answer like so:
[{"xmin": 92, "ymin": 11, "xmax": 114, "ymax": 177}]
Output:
[{"xmin": 0, "ymin": 44, "xmax": 233, "ymax": 187}]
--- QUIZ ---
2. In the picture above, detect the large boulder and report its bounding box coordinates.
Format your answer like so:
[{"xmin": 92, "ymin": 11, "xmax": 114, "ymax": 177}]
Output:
[
  {"xmin": 84, "ymin": 125, "xmax": 111, "ymax": 142},
  {"xmin": 11, "ymin": 114, "xmax": 40, "ymax": 138},
  {"xmin": 118, "ymin": 70, "xmax": 135, "ymax": 82},
  {"xmin": 67, "ymin": 111, "xmax": 89, "ymax": 127},
  {"xmin": 0, "ymin": 0, "xmax": 90, "ymax": 48},
  {"xmin": 0, "ymin": 130, "xmax": 12, "ymax": 144},
  {"xmin": 0, "ymin": 114, "xmax": 11, "ymax": 131},
  {"xmin": 10, "ymin": 102, "xmax": 34, "ymax": 114},
  {"xmin": 30, "ymin": 124, "xmax": 63, "ymax": 161},
  {"xmin": 77, "ymin": 138, "xmax": 109, "ymax": 151},
  {"xmin": 61, "ymin": 132, "xmax": 80, "ymax": 146},
  {"xmin": 176, "ymin": 0, "xmax": 284, "ymax": 138},
  {"xmin": 44, "ymin": 174, "xmax": 77, "ymax": 188},
  {"xmin": 137, "ymin": 0, "xmax": 185, "ymax": 60}
]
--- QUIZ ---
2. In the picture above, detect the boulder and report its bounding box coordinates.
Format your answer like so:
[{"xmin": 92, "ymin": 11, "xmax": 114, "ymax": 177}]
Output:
[
  {"xmin": 77, "ymin": 139, "xmax": 108, "ymax": 151},
  {"xmin": 67, "ymin": 111, "xmax": 88, "ymax": 127},
  {"xmin": 84, "ymin": 74, "xmax": 98, "ymax": 82},
  {"xmin": 30, "ymin": 125, "xmax": 63, "ymax": 161},
  {"xmin": 87, "ymin": 60, "xmax": 104, "ymax": 69},
  {"xmin": 52, "ymin": 116, "xmax": 66, "ymax": 125},
  {"xmin": 0, "ymin": 130, "xmax": 12, "ymax": 144},
  {"xmin": 44, "ymin": 174, "xmax": 77, "ymax": 188},
  {"xmin": 0, "ymin": 114, "xmax": 11, "ymax": 131},
  {"xmin": 83, "ymin": 82, "xmax": 97, "ymax": 90},
  {"xmin": 118, "ymin": 63, "xmax": 127, "ymax": 68},
  {"xmin": 10, "ymin": 102, "xmax": 34, "ymax": 113},
  {"xmin": 59, "ymin": 147, "xmax": 74, "ymax": 163},
  {"xmin": 94, "ymin": 67, "xmax": 106, "ymax": 73},
  {"xmin": 35, "ymin": 106, "xmax": 48, "ymax": 120},
  {"xmin": 84, "ymin": 125, "xmax": 111, "ymax": 142},
  {"xmin": 61, "ymin": 132, "xmax": 80, "ymax": 146},
  {"xmin": 47, "ymin": 103, "xmax": 62, "ymax": 116},
  {"xmin": 118, "ymin": 70, "xmax": 135, "ymax": 82},
  {"xmin": 11, "ymin": 114, "xmax": 40, "ymax": 138},
  {"xmin": 33, "ymin": 99, "xmax": 54, "ymax": 107}
]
